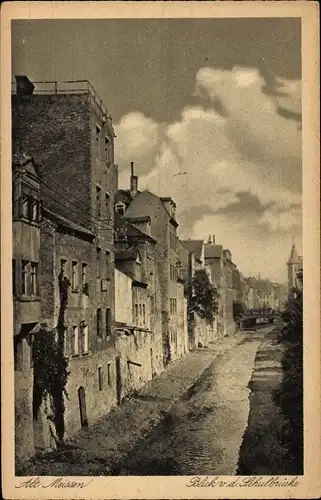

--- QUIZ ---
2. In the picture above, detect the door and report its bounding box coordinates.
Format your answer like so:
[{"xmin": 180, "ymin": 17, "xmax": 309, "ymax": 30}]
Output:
[
  {"xmin": 78, "ymin": 386, "xmax": 88, "ymax": 428},
  {"xmin": 115, "ymin": 357, "xmax": 122, "ymax": 405}
]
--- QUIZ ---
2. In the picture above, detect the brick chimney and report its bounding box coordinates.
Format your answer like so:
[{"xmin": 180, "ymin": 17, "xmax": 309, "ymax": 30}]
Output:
[
  {"xmin": 130, "ymin": 161, "xmax": 138, "ymax": 198},
  {"xmin": 15, "ymin": 75, "xmax": 35, "ymax": 96},
  {"xmin": 212, "ymin": 234, "xmax": 216, "ymax": 244}
]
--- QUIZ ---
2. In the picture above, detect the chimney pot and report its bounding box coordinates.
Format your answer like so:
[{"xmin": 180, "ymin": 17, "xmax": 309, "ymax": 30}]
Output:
[{"xmin": 130, "ymin": 161, "xmax": 134, "ymax": 176}]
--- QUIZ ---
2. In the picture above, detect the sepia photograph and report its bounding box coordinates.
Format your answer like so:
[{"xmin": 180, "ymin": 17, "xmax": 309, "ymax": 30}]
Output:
[{"xmin": 1, "ymin": 2, "xmax": 320, "ymax": 499}]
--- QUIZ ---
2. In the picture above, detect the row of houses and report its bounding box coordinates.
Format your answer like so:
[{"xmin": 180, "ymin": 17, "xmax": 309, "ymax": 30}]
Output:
[
  {"xmin": 12, "ymin": 76, "xmax": 248, "ymax": 466},
  {"xmin": 243, "ymin": 277, "xmax": 288, "ymax": 311}
]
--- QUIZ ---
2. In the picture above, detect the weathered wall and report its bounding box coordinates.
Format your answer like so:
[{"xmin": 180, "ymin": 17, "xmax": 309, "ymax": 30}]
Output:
[
  {"xmin": 12, "ymin": 94, "xmax": 92, "ymax": 228},
  {"xmin": 115, "ymin": 328, "xmax": 162, "ymax": 397},
  {"xmin": 64, "ymin": 347, "xmax": 119, "ymax": 437},
  {"xmin": 14, "ymin": 338, "xmax": 34, "ymax": 467},
  {"xmin": 115, "ymin": 269, "xmax": 133, "ymax": 324}
]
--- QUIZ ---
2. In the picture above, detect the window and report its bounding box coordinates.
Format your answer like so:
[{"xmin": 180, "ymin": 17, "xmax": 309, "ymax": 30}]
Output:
[
  {"xmin": 115, "ymin": 202, "xmax": 125, "ymax": 216},
  {"xmin": 81, "ymin": 324, "xmax": 89, "ymax": 354},
  {"xmin": 96, "ymin": 186, "xmax": 101, "ymax": 217},
  {"xmin": 134, "ymin": 304, "xmax": 139, "ymax": 325},
  {"xmin": 31, "ymin": 262, "xmax": 38, "ymax": 295},
  {"xmin": 14, "ymin": 337, "xmax": 23, "ymax": 371},
  {"xmin": 31, "ymin": 199, "xmax": 40, "ymax": 221},
  {"xmin": 98, "ymin": 367, "xmax": 103, "ymax": 391},
  {"xmin": 22, "ymin": 195, "xmax": 29, "ymax": 218},
  {"xmin": 139, "ymin": 304, "xmax": 142, "ymax": 324},
  {"xmin": 71, "ymin": 261, "xmax": 79, "ymax": 291},
  {"xmin": 97, "ymin": 308, "xmax": 102, "ymax": 337},
  {"xmin": 20, "ymin": 195, "xmax": 40, "ymax": 222},
  {"xmin": 107, "ymin": 363, "xmax": 111, "ymax": 386},
  {"xmin": 96, "ymin": 248, "xmax": 101, "ymax": 279},
  {"xmin": 21, "ymin": 260, "xmax": 28, "ymax": 295},
  {"xmin": 60, "ymin": 259, "xmax": 67, "ymax": 276},
  {"xmin": 105, "ymin": 308, "xmax": 111, "ymax": 337},
  {"xmin": 105, "ymin": 251, "xmax": 110, "ymax": 280},
  {"xmin": 72, "ymin": 326, "xmax": 79, "ymax": 356},
  {"xmin": 150, "ymin": 296, "xmax": 155, "ymax": 315},
  {"xmin": 143, "ymin": 304, "xmax": 146, "ymax": 326},
  {"xmin": 81, "ymin": 263, "xmax": 87, "ymax": 288},
  {"xmin": 105, "ymin": 193, "xmax": 110, "ymax": 216},
  {"xmin": 12, "ymin": 259, "xmax": 16, "ymax": 296},
  {"xmin": 105, "ymin": 137, "xmax": 110, "ymax": 165},
  {"xmin": 96, "ymin": 125, "xmax": 101, "ymax": 157}
]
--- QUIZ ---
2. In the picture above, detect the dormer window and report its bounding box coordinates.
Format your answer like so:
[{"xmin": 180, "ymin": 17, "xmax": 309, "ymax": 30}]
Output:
[{"xmin": 115, "ymin": 201, "xmax": 125, "ymax": 216}]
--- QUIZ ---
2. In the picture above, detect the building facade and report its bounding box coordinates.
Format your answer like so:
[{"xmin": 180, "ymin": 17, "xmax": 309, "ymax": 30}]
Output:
[
  {"xmin": 12, "ymin": 152, "xmax": 42, "ymax": 465},
  {"xmin": 12, "ymin": 77, "xmax": 120, "ymax": 456},
  {"xmin": 115, "ymin": 165, "xmax": 187, "ymax": 364},
  {"xmin": 181, "ymin": 239, "xmax": 217, "ymax": 349}
]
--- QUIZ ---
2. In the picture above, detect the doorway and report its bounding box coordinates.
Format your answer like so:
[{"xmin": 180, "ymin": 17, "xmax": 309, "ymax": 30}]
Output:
[
  {"xmin": 115, "ymin": 357, "xmax": 122, "ymax": 405},
  {"xmin": 78, "ymin": 386, "xmax": 88, "ymax": 428}
]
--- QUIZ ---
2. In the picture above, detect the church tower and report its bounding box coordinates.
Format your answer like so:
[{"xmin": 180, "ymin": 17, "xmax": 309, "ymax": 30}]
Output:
[{"xmin": 287, "ymin": 242, "xmax": 303, "ymax": 297}]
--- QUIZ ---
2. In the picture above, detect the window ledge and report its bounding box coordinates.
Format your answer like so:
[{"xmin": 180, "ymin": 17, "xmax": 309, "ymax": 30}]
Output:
[{"xmin": 19, "ymin": 296, "xmax": 40, "ymax": 303}]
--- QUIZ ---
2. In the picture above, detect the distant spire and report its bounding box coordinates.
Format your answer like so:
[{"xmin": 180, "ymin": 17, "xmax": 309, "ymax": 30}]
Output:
[{"xmin": 288, "ymin": 242, "xmax": 299, "ymax": 263}]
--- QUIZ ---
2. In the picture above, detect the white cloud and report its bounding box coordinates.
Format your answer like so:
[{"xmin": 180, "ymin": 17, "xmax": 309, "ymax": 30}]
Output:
[{"xmin": 114, "ymin": 66, "xmax": 302, "ymax": 282}]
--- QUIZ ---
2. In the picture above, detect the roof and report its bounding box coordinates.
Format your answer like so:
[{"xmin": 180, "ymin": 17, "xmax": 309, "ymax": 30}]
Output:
[
  {"xmin": 12, "ymin": 151, "xmax": 42, "ymax": 179},
  {"xmin": 114, "ymin": 212, "xmax": 156, "ymax": 244},
  {"xmin": 204, "ymin": 244, "xmax": 223, "ymax": 259},
  {"xmin": 125, "ymin": 215, "xmax": 151, "ymax": 224},
  {"xmin": 43, "ymin": 208, "xmax": 95, "ymax": 239},
  {"xmin": 181, "ymin": 239, "xmax": 204, "ymax": 262},
  {"xmin": 115, "ymin": 189, "xmax": 133, "ymax": 205}
]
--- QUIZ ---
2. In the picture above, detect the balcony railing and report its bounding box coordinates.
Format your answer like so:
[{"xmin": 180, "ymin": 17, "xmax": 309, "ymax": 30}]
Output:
[{"xmin": 11, "ymin": 79, "xmax": 113, "ymax": 122}]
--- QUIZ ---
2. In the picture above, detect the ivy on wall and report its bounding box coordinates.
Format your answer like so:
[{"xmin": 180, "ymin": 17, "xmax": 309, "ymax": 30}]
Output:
[{"xmin": 32, "ymin": 271, "xmax": 70, "ymax": 443}]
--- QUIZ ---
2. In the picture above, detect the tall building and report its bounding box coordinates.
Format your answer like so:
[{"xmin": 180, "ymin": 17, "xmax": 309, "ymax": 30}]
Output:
[
  {"xmin": 12, "ymin": 76, "xmax": 119, "ymax": 455},
  {"xmin": 287, "ymin": 243, "xmax": 303, "ymax": 296}
]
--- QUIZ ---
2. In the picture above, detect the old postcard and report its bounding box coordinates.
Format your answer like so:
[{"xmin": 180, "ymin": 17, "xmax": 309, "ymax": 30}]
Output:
[{"xmin": 1, "ymin": 1, "xmax": 320, "ymax": 499}]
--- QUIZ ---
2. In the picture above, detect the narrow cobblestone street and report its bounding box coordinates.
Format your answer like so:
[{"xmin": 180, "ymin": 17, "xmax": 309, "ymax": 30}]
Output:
[{"xmin": 19, "ymin": 327, "xmax": 279, "ymax": 476}]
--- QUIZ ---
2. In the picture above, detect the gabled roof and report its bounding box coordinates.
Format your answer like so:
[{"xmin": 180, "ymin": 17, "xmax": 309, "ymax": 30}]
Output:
[
  {"xmin": 181, "ymin": 239, "xmax": 204, "ymax": 262},
  {"xmin": 204, "ymin": 244, "xmax": 223, "ymax": 259},
  {"xmin": 124, "ymin": 190, "xmax": 179, "ymax": 227},
  {"xmin": 12, "ymin": 151, "xmax": 42, "ymax": 179}
]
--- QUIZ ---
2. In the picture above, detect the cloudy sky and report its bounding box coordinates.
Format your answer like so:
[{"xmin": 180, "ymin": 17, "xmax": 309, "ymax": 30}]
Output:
[{"xmin": 12, "ymin": 18, "xmax": 302, "ymax": 283}]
